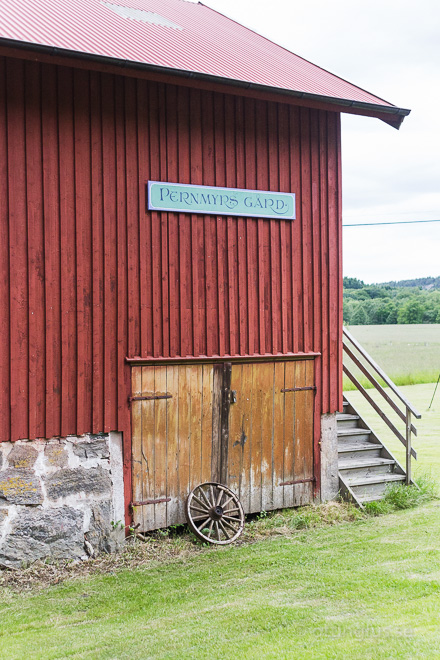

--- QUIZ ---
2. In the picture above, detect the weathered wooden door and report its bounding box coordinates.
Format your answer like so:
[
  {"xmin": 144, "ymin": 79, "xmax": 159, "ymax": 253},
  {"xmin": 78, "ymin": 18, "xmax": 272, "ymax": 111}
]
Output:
[{"xmin": 131, "ymin": 359, "xmax": 314, "ymax": 531}]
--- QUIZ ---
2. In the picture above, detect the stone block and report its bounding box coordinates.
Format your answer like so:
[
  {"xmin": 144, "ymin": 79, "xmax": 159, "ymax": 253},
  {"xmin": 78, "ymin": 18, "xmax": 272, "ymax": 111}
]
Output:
[
  {"xmin": 87, "ymin": 501, "xmax": 123, "ymax": 554},
  {"xmin": 44, "ymin": 443, "xmax": 68, "ymax": 468},
  {"xmin": 45, "ymin": 467, "xmax": 111, "ymax": 500},
  {"xmin": 0, "ymin": 508, "xmax": 8, "ymax": 526},
  {"xmin": 7, "ymin": 443, "xmax": 38, "ymax": 469},
  {"xmin": 73, "ymin": 436, "xmax": 110, "ymax": 461},
  {"xmin": 0, "ymin": 469, "xmax": 44, "ymax": 505},
  {"xmin": 0, "ymin": 507, "xmax": 84, "ymax": 568}
]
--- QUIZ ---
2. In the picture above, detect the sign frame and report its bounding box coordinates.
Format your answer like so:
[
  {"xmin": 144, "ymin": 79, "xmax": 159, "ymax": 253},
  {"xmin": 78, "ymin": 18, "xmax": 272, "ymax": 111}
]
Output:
[{"xmin": 147, "ymin": 180, "xmax": 296, "ymax": 220}]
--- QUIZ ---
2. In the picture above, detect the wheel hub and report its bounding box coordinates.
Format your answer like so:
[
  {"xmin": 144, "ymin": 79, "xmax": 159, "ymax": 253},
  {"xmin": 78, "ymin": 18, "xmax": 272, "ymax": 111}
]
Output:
[{"xmin": 210, "ymin": 505, "xmax": 224, "ymax": 520}]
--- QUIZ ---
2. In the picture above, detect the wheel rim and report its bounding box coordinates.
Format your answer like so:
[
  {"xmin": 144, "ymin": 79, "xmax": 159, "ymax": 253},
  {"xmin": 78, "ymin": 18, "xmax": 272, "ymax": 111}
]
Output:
[{"xmin": 185, "ymin": 482, "xmax": 245, "ymax": 545}]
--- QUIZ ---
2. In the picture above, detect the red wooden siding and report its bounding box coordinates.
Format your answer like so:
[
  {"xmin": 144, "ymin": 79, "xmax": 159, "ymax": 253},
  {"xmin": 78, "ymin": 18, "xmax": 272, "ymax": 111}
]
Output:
[{"xmin": 0, "ymin": 55, "xmax": 343, "ymax": 444}]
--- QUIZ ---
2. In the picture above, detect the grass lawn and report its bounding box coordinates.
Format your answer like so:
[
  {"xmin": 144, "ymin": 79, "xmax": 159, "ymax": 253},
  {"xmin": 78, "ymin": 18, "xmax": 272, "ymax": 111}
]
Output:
[
  {"xmin": 1, "ymin": 383, "xmax": 439, "ymax": 659},
  {"xmin": 344, "ymin": 324, "xmax": 440, "ymax": 389},
  {"xmin": 345, "ymin": 383, "xmax": 440, "ymax": 481},
  {"xmin": 1, "ymin": 501, "xmax": 440, "ymax": 659}
]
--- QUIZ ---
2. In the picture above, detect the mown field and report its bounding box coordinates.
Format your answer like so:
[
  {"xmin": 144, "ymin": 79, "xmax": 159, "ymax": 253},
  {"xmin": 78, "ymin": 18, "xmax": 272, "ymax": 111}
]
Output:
[{"xmin": 344, "ymin": 323, "xmax": 440, "ymax": 389}]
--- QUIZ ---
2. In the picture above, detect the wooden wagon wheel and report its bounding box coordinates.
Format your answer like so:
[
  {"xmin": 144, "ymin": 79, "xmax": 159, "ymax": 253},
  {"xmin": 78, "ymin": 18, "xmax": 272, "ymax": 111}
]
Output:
[{"xmin": 185, "ymin": 482, "xmax": 245, "ymax": 545}]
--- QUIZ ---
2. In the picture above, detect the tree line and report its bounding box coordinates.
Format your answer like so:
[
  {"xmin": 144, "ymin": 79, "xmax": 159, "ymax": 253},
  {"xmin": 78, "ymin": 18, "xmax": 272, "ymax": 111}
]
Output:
[{"xmin": 343, "ymin": 277, "xmax": 440, "ymax": 325}]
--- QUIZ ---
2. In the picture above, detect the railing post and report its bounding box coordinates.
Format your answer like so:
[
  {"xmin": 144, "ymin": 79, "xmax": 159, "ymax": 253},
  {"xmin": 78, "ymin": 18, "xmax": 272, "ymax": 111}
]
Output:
[{"xmin": 406, "ymin": 408, "xmax": 412, "ymax": 485}]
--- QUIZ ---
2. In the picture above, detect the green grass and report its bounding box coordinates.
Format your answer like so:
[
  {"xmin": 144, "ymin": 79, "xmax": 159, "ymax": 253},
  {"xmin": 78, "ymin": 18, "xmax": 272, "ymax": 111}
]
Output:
[
  {"xmin": 343, "ymin": 324, "xmax": 440, "ymax": 390},
  {"xmin": 1, "ymin": 383, "xmax": 439, "ymax": 659},
  {"xmin": 1, "ymin": 501, "xmax": 440, "ymax": 659}
]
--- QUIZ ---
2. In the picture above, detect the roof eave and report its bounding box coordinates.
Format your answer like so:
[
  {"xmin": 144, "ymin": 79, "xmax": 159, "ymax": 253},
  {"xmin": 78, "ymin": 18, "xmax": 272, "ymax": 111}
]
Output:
[{"xmin": 0, "ymin": 38, "xmax": 411, "ymax": 127}]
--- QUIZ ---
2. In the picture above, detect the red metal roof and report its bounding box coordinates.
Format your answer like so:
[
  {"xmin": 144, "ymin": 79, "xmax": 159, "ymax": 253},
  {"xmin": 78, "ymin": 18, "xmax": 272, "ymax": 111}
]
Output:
[{"xmin": 0, "ymin": 0, "xmax": 408, "ymax": 124}]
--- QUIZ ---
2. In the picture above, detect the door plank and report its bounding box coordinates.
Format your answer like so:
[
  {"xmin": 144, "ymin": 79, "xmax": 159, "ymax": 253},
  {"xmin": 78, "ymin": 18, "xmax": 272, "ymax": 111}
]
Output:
[
  {"xmin": 273, "ymin": 361, "xmax": 285, "ymax": 510},
  {"xmin": 177, "ymin": 365, "xmax": 191, "ymax": 523},
  {"xmin": 140, "ymin": 366, "xmax": 156, "ymax": 530},
  {"xmin": 283, "ymin": 360, "xmax": 296, "ymax": 508},
  {"xmin": 201, "ymin": 364, "xmax": 214, "ymax": 483},
  {"xmin": 131, "ymin": 367, "xmax": 143, "ymax": 528},
  {"xmin": 260, "ymin": 362, "xmax": 274, "ymax": 511},
  {"xmin": 153, "ymin": 365, "xmax": 168, "ymax": 529},
  {"xmin": 166, "ymin": 364, "xmax": 180, "ymax": 526}
]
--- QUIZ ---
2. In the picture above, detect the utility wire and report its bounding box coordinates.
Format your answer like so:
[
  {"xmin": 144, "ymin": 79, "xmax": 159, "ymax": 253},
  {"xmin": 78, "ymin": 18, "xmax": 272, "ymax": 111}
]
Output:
[{"xmin": 343, "ymin": 219, "xmax": 440, "ymax": 227}]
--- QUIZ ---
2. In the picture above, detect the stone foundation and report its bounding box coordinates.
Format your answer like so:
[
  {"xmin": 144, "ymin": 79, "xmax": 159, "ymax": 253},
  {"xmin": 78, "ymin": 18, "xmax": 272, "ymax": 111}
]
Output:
[{"xmin": 0, "ymin": 432, "xmax": 125, "ymax": 568}]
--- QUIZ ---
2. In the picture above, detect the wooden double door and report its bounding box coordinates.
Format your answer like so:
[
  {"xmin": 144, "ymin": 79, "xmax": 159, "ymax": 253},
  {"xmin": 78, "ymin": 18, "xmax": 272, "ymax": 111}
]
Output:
[{"xmin": 131, "ymin": 359, "xmax": 315, "ymax": 531}]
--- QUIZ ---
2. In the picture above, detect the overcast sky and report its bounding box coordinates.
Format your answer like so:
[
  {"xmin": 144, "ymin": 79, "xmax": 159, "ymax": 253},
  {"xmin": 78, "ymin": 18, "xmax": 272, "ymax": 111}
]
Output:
[{"xmin": 200, "ymin": 0, "xmax": 440, "ymax": 284}]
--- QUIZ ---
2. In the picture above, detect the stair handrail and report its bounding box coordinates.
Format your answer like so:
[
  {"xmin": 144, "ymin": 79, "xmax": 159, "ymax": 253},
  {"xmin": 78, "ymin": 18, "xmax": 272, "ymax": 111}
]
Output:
[
  {"xmin": 343, "ymin": 328, "xmax": 421, "ymax": 419},
  {"xmin": 342, "ymin": 327, "xmax": 421, "ymax": 485}
]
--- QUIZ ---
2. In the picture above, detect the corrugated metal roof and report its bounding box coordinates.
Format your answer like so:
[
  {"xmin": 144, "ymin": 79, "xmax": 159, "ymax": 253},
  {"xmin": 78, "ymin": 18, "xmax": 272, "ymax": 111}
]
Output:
[{"xmin": 0, "ymin": 0, "xmax": 408, "ymax": 123}]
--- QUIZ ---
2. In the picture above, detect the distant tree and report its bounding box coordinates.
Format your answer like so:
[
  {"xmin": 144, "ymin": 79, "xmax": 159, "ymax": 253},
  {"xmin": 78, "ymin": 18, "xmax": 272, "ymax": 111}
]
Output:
[
  {"xmin": 350, "ymin": 304, "xmax": 369, "ymax": 325},
  {"xmin": 398, "ymin": 298, "xmax": 424, "ymax": 324},
  {"xmin": 343, "ymin": 277, "xmax": 364, "ymax": 289}
]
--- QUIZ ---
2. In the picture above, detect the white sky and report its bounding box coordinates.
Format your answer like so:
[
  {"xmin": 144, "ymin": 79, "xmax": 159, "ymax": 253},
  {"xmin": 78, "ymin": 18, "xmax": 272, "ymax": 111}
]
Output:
[{"xmin": 200, "ymin": 0, "xmax": 440, "ymax": 284}]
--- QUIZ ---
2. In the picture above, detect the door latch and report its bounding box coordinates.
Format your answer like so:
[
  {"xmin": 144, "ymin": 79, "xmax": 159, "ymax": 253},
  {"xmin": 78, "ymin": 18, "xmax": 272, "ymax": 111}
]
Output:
[{"xmin": 230, "ymin": 390, "xmax": 237, "ymax": 404}]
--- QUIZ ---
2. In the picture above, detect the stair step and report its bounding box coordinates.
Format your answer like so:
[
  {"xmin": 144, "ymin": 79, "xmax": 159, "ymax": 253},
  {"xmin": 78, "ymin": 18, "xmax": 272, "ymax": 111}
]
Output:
[
  {"xmin": 339, "ymin": 457, "xmax": 395, "ymax": 470},
  {"xmin": 358, "ymin": 494, "xmax": 389, "ymax": 503},
  {"xmin": 336, "ymin": 413, "xmax": 360, "ymax": 428},
  {"xmin": 345, "ymin": 473, "xmax": 405, "ymax": 487},
  {"xmin": 338, "ymin": 428, "xmax": 371, "ymax": 437},
  {"xmin": 338, "ymin": 442, "xmax": 382, "ymax": 453}
]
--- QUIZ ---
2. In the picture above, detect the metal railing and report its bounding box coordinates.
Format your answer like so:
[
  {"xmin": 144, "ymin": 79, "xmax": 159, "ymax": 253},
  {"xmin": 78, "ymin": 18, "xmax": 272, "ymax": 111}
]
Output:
[{"xmin": 342, "ymin": 327, "xmax": 421, "ymax": 484}]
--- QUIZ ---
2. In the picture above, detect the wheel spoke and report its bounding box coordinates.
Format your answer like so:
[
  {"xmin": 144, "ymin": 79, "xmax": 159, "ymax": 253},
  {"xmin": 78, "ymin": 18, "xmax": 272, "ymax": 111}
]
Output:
[
  {"xmin": 192, "ymin": 514, "xmax": 212, "ymax": 521},
  {"xmin": 206, "ymin": 519, "xmax": 214, "ymax": 538},
  {"xmin": 221, "ymin": 495, "xmax": 234, "ymax": 508},
  {"xmin": 222, "ymin": 518, "xmax": 240, "ymax": 533},
  {"xmin": 214, "ymin": 521, "xmax": 220, "ymax": 541},
  {"xmin": 215, "ymin": 487, "xmax": 224, "ymax": 506},
  {"xmin": 199, "ymin": 487, "xmax": 212, "ymax": 509},
  {"xmin": 223, "ymin": 507, "xmax": 240, "ymax": 514},
  {"xmin": 222, "ymin": 514, "xmax": 240, "ymax": 524},
  {"xmin": 209, "ymin": 484, "xmax": 215, "ymax": 507},
  {"xmin": 196, "ymin": 516, "xmax": 211, "ymax": 532},
  {"xmin": 218, "ymin": 519, "xmax": 231, "ymax": 540},
  {"xmin": 192, "ymin": 494, "xmax": 210, "ymax": 511},
  {"xmin": 190, "ymin": 504, "xmax": 210, "ymax": 515}
]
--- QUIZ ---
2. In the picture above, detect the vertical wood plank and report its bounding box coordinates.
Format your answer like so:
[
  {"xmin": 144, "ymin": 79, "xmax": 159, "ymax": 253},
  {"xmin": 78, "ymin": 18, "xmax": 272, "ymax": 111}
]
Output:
[
  {"xmin": 41, "ymin": 63, "xmax": 61, "ymax": 439},
  {"xmin": 228, "ymin": 363, "xmax": 243, "ymax": 496},
  {"xmin": 74, "ymin": 69, "xmax": 93, "ymax": 436},
  {"xmin": 189, "ymin": 364, "xmax": 203, "ymax": 490},
  {"xmin": 25, "ymin": 61, "xmax": 45, "ymax": 440},
  {"xmin": 140, "ymin": 366, "xmax": 155, "ymax": 530},
  {"xmin": 260, "ymin": 362, "xmax": 274, "ymax": 511},
  {"xmin": 166, "ymin": 364, "xmax": 180, "ymax": 526},
  {"xmin": 7, "ymin": 58, "xmax": 29, "ymax": 441},
  {"xmin": 153, "ymin": 365, "xmax": 168, "ymax": 529},
  {"xmin": 201, "ymin": 364, "xmax": 214, "ymax": 483},
  {"xmin": 90, "ymin": 71, "xmax": 104, "ymax": 433},
  {"xmin": 283, "ymin": 360, "xmax": 296, "ymax": 508},
  {"xmin": 177, "ymin": 365, "xmax": 191, "ymax": 522},
  {"xmin": 249, "ymin": 363, "xmax": 262, "ymax": 513},
  {"xmin": 0, "ymin": 59, "xmax": 10, "ymax": 441},
  {"xmin": 101, "ymin": 74, "xmax": 118, "ymax": 431},
  {"xmin": 131, "ymin": 367, "xmax": 143, "ymax": 528},
  {"xmin": 293, "ymin": 360, "xmax": 307, "ymax": 505},
  {"xmin": 272, "ymin": 361, "xmax": 285, "ymax": 510},
  {"xmin": 125, "ymin": 77, "xmax": 140, "ymax": 360},
  {"xmin": 58, "ymin": 67, "xmax": 77, "ymax": 437}
]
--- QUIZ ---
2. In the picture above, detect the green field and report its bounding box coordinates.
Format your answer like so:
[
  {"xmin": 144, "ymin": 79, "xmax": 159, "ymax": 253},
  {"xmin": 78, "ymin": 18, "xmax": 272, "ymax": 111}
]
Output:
[{"xmin": 344, "ymin": 324, "xmax": 440, "ymax": 389}]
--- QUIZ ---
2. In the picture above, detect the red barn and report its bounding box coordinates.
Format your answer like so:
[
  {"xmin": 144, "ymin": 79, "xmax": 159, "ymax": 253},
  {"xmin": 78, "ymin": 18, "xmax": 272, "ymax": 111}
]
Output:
[{"xmin": 0, "ymin": 0, "xmax": 409, "ymax": 564}]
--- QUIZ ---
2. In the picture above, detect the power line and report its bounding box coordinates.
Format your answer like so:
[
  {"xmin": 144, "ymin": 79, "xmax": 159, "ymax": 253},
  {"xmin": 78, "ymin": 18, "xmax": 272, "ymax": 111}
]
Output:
[{"xmin": 343, "ymin": 219, "xmax": 440, "ymax": 227}]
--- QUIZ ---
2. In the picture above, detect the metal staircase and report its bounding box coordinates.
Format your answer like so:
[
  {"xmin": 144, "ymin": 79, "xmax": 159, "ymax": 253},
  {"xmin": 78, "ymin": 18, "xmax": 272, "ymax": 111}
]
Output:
[{"xmin": 340, "ymin": 328, "xmax": 421, "ymax": 508}]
